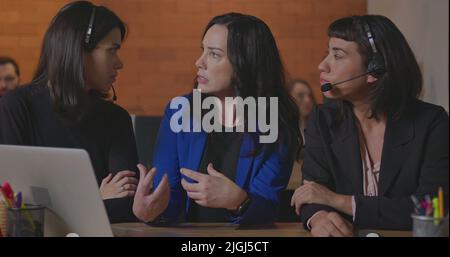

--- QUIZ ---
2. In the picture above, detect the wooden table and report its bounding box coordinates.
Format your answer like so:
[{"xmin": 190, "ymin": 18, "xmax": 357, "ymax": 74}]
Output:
[{"xmin": 112, "ymin": 222, "xmax": 412, "ymax": 237}]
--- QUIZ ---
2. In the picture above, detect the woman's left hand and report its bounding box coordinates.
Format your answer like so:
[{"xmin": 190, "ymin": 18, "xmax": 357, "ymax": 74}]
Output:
[
  {"xmin": 290, "ymin": 180, "xmax": 337, "ymax": 215},
  {"xmin": 180, "ymin": 163, "xmax": 247, "ymax": 210}
]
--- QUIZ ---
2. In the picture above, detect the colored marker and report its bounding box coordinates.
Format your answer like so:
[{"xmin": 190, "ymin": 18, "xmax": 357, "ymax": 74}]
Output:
[
  {"xmin": 433, "ymin": 197, "xmax": 439, "ymax": 225},
  {"xmin": 0, "ymin": 183, "xmax": 14, "ymax": 207},
  {"xmin": 438, "ymin": 187, "xmax": 444, "ymax": 218}
]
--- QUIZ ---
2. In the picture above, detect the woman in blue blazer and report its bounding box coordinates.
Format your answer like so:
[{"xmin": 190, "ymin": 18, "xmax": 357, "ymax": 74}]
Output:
[{"xmin": 132, "ymin": 13, "xmax": 301, "ymax": 225}]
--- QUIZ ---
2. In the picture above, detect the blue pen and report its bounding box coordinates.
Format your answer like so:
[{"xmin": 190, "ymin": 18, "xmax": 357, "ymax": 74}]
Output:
[
  {"xmin": 424, "ymin": 194, "xmax": 431, "ymax": 203},
  {"xmin": 15, "ymin": 192, "xmax": 22, "ymax": 208}
]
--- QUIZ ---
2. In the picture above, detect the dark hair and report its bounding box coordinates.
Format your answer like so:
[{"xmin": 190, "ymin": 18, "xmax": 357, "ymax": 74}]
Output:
[
  {"xmin": 0, "ymin": 56, "xmax": 20, "ymax": 77},
  {"xmin": 288, "ymin": 78, "xmax": 317, "ymax": 104},
  {"xmin": 328, "ymin": 15, "xmax": 422, "ymax": 120},
  {"xmin": 32, "ymin": 0, "xmax": 126, "ymax": 121},
  {"xmin": 199, "ymin": 13, "xmax": 301, "ymax": 160}
]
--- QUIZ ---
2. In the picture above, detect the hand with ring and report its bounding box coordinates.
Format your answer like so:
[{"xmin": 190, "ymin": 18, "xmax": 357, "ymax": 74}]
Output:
[{"xmin": 100, "ymin": 170, "xmax": 138, "ymax": 200}]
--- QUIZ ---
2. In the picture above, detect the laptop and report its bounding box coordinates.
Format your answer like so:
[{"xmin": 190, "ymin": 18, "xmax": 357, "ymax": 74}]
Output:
[{"xmin": 0, "ymin": 145, "xmax": 113, "ymax": 236}]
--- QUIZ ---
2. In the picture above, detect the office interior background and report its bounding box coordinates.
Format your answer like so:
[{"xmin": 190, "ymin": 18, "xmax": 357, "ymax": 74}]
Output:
[{"xmin": 1, "ymin": 0, "xmax": 448, "ymax": 116}]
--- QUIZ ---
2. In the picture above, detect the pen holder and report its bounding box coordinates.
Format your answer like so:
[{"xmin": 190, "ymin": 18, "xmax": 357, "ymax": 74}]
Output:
[
  {"xmin": 411, "ymin": 214, "xmax": 449, "ymax": 237},
  {"xmin": 0, "ymin": 200, "xmax": 7, "ymax": 235},
  {"xmin": 7, "ymin": 204, "xmax": 45, "ymax": 237}
]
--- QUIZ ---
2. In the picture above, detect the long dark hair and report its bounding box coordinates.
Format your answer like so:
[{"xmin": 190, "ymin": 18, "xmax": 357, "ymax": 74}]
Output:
[
  {"xmin": 32, "ymin": 1, "xmax": 126, "ymax": 121},
  {"xmin": 328, "ymin": 15, "xmax": 422, "ymax": 120},
  {"xmin": 198, "ymin": 13, "xmax": 301, "ymax": 160}
]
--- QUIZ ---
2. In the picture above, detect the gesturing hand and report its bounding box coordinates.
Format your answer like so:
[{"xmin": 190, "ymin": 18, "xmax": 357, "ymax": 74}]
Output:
[
  {"xmin": 180, "ymin": 163, "xmax": 247, "ymax": 211},
  {"xmin": 309, "ymin": 211, "xmax": 354, "ymax": 237},
  {"xmin": 132, "ymin": 164, "xmax": 170, "ymax": 223}
]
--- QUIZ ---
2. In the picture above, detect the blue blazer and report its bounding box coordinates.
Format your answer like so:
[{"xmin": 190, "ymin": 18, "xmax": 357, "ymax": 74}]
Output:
[{"xmin": 151, "ymin": 94, "xmax": 293, "ymax": 224}]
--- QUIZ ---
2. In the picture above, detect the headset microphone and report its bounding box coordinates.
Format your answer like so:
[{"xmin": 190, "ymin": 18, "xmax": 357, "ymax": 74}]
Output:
[
  {"xmin": 111, "ymin": 85, "xmax": 117, "ymax": 101},
  {"xmin": 320, "ymin": 71, "xmax": 372, "ymax": 92}
]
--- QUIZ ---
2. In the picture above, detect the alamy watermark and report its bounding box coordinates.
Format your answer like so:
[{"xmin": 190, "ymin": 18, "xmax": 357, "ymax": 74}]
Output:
[{"xmin": 169, "ymin": 89, "xmax": 279, "ymax": 143}]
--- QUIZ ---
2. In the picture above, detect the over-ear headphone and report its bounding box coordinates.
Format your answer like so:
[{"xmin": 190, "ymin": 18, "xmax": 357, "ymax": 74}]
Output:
[
  {"xmin": 84, "ymin": 6, "xmax": 117, "ymax": 101},
  {"xmin": 363, "ymin": 22, "xmax": 385, "ymax": 78},
  {"xmin": 84, "ymin": 7, "xmax": 96, "ymax": 45}
]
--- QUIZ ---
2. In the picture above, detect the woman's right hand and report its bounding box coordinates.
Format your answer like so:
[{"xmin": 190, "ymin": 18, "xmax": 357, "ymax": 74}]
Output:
[
  {"xmin": 100, "ymin": 170, "xmax": 138, "ymax": 200},
  {"xmin": 132, "ymin": 164, "xmax": 170, "ymax": 223},
  {"xmin": 309, "ymin": 211, "xmax": 354, "ymax": 237}
]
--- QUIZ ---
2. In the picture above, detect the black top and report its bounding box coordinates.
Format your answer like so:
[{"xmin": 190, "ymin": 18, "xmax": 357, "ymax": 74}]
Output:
[
  {"xmin": 0, "ymin": 84, "xmax": 139, "ymax": 223},
  {"xmin": 187, "ymin": 127, "xmax": 243, "ymax": 222},
  {"xmin": 300, "ymin": 99, "xmax": 449, "ymax": 230}
]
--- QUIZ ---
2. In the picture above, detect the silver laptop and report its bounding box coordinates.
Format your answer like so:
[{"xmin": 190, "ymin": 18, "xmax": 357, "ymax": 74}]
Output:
[{"xmin": 0, "ymin": 145, "xmax": 113, "ymax": 236}]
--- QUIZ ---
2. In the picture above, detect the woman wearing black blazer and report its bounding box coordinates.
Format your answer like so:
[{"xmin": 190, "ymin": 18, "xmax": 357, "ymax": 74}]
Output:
[{"xmin": 291, "ymin": 15, "xmax": 448, "ymax": 236}]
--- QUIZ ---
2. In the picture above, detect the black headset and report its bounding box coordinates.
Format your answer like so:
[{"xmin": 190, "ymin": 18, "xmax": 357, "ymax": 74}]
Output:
[
  {"xmin": 320, "ymin": 20, "xmax": 387, "ymax": 92},
  {"xmin": 84, "ymin": 6, "xmax": 117, "ymax": 101},
  {"xmin": 84, "ymin": 7, "xmax": 96, "ymax": 45},
  {"xmin": 363, "ymin": 22, "xmax": 385, "ymax": 78}
]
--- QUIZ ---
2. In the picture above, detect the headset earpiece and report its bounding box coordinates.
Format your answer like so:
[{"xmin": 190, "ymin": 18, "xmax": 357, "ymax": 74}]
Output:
[
  {"xmin": 367, "ymin": 53, "xmax": 385, "ymax": 78},
  {"xmin": 364, "ymin": 21, "xmax": 386, "ymax": 78}
]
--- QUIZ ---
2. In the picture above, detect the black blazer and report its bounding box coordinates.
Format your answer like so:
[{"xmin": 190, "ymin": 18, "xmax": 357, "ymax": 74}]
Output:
[{"xmin": 300, "ymin": 99, "xmax": 449, "ymax": 230}]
